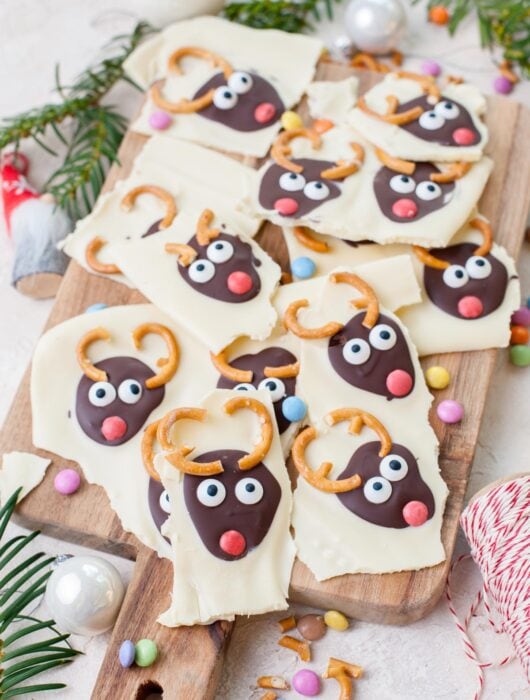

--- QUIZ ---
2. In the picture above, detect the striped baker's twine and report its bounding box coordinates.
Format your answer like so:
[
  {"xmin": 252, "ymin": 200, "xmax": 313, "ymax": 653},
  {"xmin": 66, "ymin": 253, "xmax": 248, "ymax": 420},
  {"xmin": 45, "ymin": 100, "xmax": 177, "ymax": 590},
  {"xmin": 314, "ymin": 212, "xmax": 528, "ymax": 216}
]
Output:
[{"xmin": 445, "ymin": 475, "xmax": 530, "ymax": 699}]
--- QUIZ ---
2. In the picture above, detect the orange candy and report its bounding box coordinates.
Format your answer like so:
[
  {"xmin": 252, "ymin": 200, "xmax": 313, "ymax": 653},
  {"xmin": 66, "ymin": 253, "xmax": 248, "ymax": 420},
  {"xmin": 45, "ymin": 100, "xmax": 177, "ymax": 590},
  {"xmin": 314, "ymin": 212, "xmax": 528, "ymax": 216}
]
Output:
[
  {"xmin": 313, "ymin": 118, "xmax": 334, "ymax": 134},
  {"xmin": 510, "ymin": 325, "xmax": 529, "ymax": 345},
  {"xmin": 429, "ymin": 5, "xmax": 450, "ymax": 24}
]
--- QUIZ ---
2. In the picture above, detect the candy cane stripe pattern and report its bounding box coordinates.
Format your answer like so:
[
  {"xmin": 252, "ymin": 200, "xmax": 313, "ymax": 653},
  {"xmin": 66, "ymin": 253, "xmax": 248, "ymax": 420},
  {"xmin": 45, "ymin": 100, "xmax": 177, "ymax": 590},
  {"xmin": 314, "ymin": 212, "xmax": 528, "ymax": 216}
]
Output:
[{"xmin": 445, "ymin": 475, "xmax": 530, "ymax": 698}]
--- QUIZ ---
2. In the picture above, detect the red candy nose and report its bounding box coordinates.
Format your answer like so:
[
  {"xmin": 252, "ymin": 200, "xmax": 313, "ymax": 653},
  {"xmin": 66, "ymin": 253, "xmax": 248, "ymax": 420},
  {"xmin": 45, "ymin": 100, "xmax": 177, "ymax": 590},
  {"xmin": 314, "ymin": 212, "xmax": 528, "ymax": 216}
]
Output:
[
  {"xmin": 452, "ymin": 127, "xmax": 476, "ymax": 145},
  {"xmin": 227, "ymin": 271, "xmax": 253, "ymax": 295},
  {"xmin": 386, "ymin": 369, "xmax": 413, "ymax": 398},
  {"xmin": 458, "ymin": 295, "xmax": 483, "ymax": 319},
  {"xmin": 101, "ymin": 416, "xmax": 127, "ymax": 441},
  {"xmin": 274, "ymin": 197, "xmax": 299, "ymax": 216},
  {"xmin": 392, "ymin": 198, "xmax": 418, "ymax": 219},
  {"xmin": 254, "ymin": 102, "xmax": 277, "ymax": 124},
  {"xmin": 403, "ymin": 501, "xmax": 429, "ymax": 527},
  {"xmin": 219, "ymin": 530, "xmax": 247, "ymax": 556}
]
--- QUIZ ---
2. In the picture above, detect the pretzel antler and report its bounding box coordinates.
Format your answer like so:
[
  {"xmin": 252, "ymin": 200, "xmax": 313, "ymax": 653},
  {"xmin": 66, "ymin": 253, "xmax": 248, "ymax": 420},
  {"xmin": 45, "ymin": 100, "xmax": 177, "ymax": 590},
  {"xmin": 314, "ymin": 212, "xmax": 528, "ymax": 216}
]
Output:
[
  {"xmin": 121, "ymin": 185, "xmax": 177, "ymax": 229},
  {"xmin": 76, "ymin": 327, "xmax": 111, "ymax": 382},
  {"xmin": 323, "ymin": 657, "xmax": 363, "ymax": 700},
  {"xmin": 320, "ymin": 142, "xmax": 365, "ymax": 180},
  {"xmin": 160, "ymin": 407, "xmax": 224, "ymax": 476},
  {"xmin": 395, "ymin": 70, "xmax": 441, "ymax": 100},
  {"xmin": 224, "ymin": 396, "xmax": 273, "ymax": 470},
  {"xmin": 270, "ymin": 128, "xmax": 321, "ymax": 174},
  {"xmin": 430, "ymin": 162, "xmax": 472, "ymax": 183},
  {"xmin": 411, "ymin": 245, "xmax": 449, "ymax": 270},
  {"xmin": 469, "ymin": 217, "xmax": 493, "ymax": 256},
  {"xmin": 165, "ymin": 243, "xmax": 197, "ymax": 266},
  {"xmin": 263, "ymin": 360, "xmax": 300, "ymax": 379},
  {"xmin": 374, "ymin": 147, "xmax": 416, "ymax": 176},
  {"xmin": 357, "ymin": 94, "xmax": 423, "ymax": 126},
  {"xmin": 85, "ymin": 237, "xmax": 121, "ymax": 275},
  {"xmin": 210, "ymin": 350, "xmax": 253, "ymax": 383},
  {"xmin": 293, "ymin": 226, "xmax": 330, "ymax": 253},
  {"xmin": 326, "ymin": 408, "xmax": 391, "ymax": 457},
  {"xmin": 330, "ymin": 272, "xmax": 379, "ymax": 329},
  {"xmin": 132, "ymin": 323, "xmax": 179, "ymax": 389},
  {"xmin": 142, "ymin": 419, "xmax": 162, "ymax": 481},
  {"xmin": 196, "ymin": 209, "xmax": 220, "ymax": 246},
  {"xmin": 283, "ymin": 299, "xmax": 343, "ymax": 339}
]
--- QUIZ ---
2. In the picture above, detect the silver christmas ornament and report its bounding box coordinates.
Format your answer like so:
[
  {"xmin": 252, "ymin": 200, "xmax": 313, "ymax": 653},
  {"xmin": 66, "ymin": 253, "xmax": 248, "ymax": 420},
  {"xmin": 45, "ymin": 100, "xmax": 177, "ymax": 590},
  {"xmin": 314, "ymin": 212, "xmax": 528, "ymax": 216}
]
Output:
[
  {"xmin": 344, "ymin": 0, "xmax": 407, "ymax": 55},
  {"xmin": 45, "ymin": 555, "xmax": 125, "ymax": 636}
]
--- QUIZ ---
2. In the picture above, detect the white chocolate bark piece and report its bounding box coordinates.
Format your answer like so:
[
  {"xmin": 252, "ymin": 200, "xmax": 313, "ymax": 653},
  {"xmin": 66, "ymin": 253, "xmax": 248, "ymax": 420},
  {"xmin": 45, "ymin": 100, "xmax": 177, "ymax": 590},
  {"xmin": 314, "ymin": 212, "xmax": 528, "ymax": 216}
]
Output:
[
  {"xmin": 0, "ymin": 452, "xmax": 51, "ymax": 503},
  {"xmin": 112, "ymin": 211, "xmax": 281, "ymax": 353},
  {"xmin": 349, "ymin": 74, "xmax": 488, "ymax": 162},
  {"xmin": 62, "ymin": 137, "xmax": 260, "ymax": 288},
  {"xmin": 292, "ymin": 411, "xmax": 447, "ymax": 578},
  {"xmin": 31, "ymin": 304, "xmax": 217, "ymax": 557},
  {"xmin": 156, "ymin": 389, "xmax": 295, "ymax": 626},
  {"xmin": 306, "ymin": 77, "xmax": 359, "ymax": 123},
  {"xmin": 125, "ymin": 16, "xmax": 323, "ymax": 157}
]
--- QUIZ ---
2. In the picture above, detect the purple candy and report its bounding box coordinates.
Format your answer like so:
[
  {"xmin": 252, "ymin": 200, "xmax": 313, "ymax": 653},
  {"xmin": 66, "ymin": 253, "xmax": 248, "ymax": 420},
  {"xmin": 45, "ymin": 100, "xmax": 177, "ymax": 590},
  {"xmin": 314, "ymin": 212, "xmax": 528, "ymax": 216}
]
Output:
[
  {"xmin": 148, "ymin": 110, "xmax": 172, "ymax": 130},
  {"xmin": 493, "ymin": 76, "xmax": 513, "ymax": 95},
  {"xmin": 421, "ymin": 59, "xmax": 441, "ymax": 77},
  {"xmin": 511, "ymin": 306, "xmax": 530, "ymax": 327},
  {"xmin": 292, "ymin": 669, "xmax": 321, "ymax": 696},
  {"xmin": 54, "ymin": 469, "xmax": 81, "ymax": 495},
  {"xmin": 436, "ymin": 399, "xmax": 464, "ymax": 424},
  {"xmin": 119, "ymin": 640, "xmax": 136, "ymax": 668}
]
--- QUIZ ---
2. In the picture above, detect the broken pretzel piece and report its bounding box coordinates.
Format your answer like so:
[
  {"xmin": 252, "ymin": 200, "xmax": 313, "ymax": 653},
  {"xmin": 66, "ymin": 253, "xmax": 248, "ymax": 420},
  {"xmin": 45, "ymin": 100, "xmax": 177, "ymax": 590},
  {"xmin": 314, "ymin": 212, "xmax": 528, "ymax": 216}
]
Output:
[
  {"xmin": 323, "ymin": 657, "xmax": 363, "ymax": 700},
  {"xmin": 277, "ymin": 615, "xmax": 296, "ymax": 632},
  {"xmin": 278, "ymin": 635, "xmax": 311, "ymax": 662},
  {"xmin": 257, "ymin": 676, "xmax": 290, "ymax": 690}
]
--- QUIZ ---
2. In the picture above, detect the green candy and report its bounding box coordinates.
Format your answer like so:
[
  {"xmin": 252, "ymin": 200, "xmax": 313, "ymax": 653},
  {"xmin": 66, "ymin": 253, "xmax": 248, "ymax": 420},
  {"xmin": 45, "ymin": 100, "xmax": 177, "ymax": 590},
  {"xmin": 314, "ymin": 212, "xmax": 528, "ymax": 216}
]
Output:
[
  {"xmin": 510, "ymin": 344, "xmax": 530, "ymax": 367},
  {"xmin": 134, "ymin": 639, "xmax": 158, "ymax": 667}
]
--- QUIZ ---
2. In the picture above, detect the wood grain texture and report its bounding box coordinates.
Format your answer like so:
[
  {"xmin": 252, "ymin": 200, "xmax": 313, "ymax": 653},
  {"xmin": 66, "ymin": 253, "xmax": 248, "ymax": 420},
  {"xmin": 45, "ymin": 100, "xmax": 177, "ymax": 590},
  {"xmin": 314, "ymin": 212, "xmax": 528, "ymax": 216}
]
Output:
[{"xmin": 0, "ymin": 61, "xmax": 529, "ymax": 698}]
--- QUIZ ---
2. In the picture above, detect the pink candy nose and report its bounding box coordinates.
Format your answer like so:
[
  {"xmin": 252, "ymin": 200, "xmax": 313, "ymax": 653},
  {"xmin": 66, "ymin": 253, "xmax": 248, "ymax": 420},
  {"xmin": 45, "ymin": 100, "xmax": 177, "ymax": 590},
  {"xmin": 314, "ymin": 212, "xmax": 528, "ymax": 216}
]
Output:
[
  {"xmin": 458, "ymin": 295, "xmax": 483, "ymax": 319},
  {"xmin": 219, "ymin": 530, "xmax": 246, "ymax": 556},
  {"xmin": 254, "ymin": 102, "xmax": 277, "ymax": 124},
  {"xmin": 227, "ymin": 271, "xmax": 253, "ymax": 295},
  {"xmin": 386, "ymin": 369, "xmax": 413, "ymax": 398},
  {"xmin": 274, "ymin": 197, "xmax": 299, "ymax": 216},
  {"xmin": 403, "ymin": 501, "xmax": 429, "ymax": 527},
  {"xmin": 452, "ymin": 127, "xmax": 476, "ymax": 145},
  {"xmin": 101, "ymin": 416, "xmax": 127, "ymax": 441},
  {"xmin": 392, "ymin": 198, "xmax": 418, "ymax": 219}
]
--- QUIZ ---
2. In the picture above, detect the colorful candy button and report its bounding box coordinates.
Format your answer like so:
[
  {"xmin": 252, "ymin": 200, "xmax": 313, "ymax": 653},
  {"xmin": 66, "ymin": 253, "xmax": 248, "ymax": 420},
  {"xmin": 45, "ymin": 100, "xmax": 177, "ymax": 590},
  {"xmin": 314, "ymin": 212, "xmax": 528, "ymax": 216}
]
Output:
[
  {"xmin": 429, "ymin": 5, "xmax": 450, "ymax": 24},
  {"xmin": 436, "ymin": 399, "xmax": 464, "ymax": 424},
  {"xmin": 134, "ymin": 639, "xmax": 158, "ymax": 667},
  {"xmin": 281, "ymin": 110, "xmax": 303, "ymax": 131},
  {"xmin": 402, "ymin": 501, "xmax": 429, "ymax": 527},
  {"xmin": 511, "ymin": 306, "xmax": 530, "ymax": 326},
  {"xmin": 119, "ymin": 640, "xmax": 135, "ymax": 668},
  {"xmin": 54, "ymin": 469, "xmax": 81, "ymax": 495},
  {"xmin": 510, "ymin": 325, "xmax": 529, "ymax": 345},
  {"xmin": 148, "ymin": 111, "xmax": 172, "ymax": 130},
  {"xmin": 282, "ymin": 396, "xmax": 307, "ymax": 422},
  {"xmin": 291, "ymin": 257, "xmax": 316, "ymax": 280},
  {"xmin": 510, "ymin": 344, "xmax": 530, "ymax": 367},
  {"xmin": 425, "ymin": 366, "xmax": 450, "ymax": 390},
  {"xmin": 297, "ymin": 614, "xmax": 326, "ymax": 641},
  {"xmin": 292, "ymin": 669, "xmax": 321, "ymax": 697},
  {"xmin": 324, "ymin": 609, "xmax": 349, "ymax": 631},
  {"xmin": 493, "ymin": 76, "xmax": 513, "ymax": 95},
  {"xmin": 85, "ymin": 302, "xmax": 107, "ymax": 313},
  {"xmin": 386, "ymin": 369, "xmax": 413, "ymax": 397},
  {"xmin": 421, "ymin": 60, "xmax": 441, "ymax": 77}
]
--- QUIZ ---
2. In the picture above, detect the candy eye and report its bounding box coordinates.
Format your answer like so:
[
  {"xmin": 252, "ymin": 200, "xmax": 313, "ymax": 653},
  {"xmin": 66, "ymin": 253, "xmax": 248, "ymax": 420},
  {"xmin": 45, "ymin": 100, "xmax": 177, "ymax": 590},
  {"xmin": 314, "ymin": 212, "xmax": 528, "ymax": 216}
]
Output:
[
  {"xmin": 197, "ymin": 479, "xmax": 226, "ymax": 507},
  {"xmin": 118, "ymin": 379, "xmax": 143, "ymax": 405},
  {"xmin": 418, "ymin": 111, "xmax": 445, "ymax": 130},
  {"xmin": 434, "ymin": 100, "xmax": 460, "ymax": 120},
  {"xmin": 213, "ymin": 86, "xmax": 238, "ymax": 110},
  {"xmin": 159, "ymin": 490, "xmax": 171, "ymax": 514},
  {"xmin": 279, "ymin": 172, "xmax": 306, "ymax": 192},
  {"xmin": 235, "ymin": 477, "xmax": 264, "ymax": 505},
  {"xmin": 389, "ymin": 174, "xmax": 415, "ymax": 194},
  {"xmin": 465, "ymin": 256, "xmax": 492, "ymax": 280},
  {"xmin": 228, "ymin": 71, "xmax": 253, "ymax": 95},
  {"xmin": 380, "ymin": 454, "xmax": 409, "ymax": 481},
  {"xmin": 233, "ymin": 382, "xmax": 256, "ymax": 393},
  {"xmin": 415, "ymin": 181, "xmax": 442, "ymax": 201},
  {"xmin": 188, "ymin": 259, "xmax": 215, "ymax": 283},
  {"xmin": 442, "ymin": 264, "xmax": 469, "ymax": 288},
  {"xmin": 257, "ymin": 377, "xmax": 286, "ymax": 402},
  {"xmin": 363, "ymin": 477, "xmax": 392, "ymax": 504},
  {"xmin": 304, "ymin": 181, "xmax": 330, "ymax": 201},
  {"xmin": 88, "ymin": 381, "xmax": 116, "ymax": 407},
  {"xmin": 342, "ymin": 338, "xmax": 371, "ymax": 365},
  {"xmin": 207, "ymin": 240, "xmax": 234, "ymax": 264},
  {"xmin": 368, "ymin": 324, "xmax": 397, "ymax": 351}
]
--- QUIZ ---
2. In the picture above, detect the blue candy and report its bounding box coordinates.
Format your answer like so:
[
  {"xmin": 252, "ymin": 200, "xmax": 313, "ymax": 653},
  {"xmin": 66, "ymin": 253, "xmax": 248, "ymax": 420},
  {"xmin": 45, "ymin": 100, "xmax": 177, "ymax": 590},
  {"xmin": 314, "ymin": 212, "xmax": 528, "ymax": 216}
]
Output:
[
  {"xmin": 119, "ymin": 640, "xmax": 136, "ymax": 668},
  {"xmin": 291, "ymin": 256, "xmax": 316, "ymax": 280},
  {"xmin": 282, "ymin": 396, "xmax": 307, "ymax": 422},
  {"xmin": 85, "ymin": 302, "xmax": 108, "ymax": 314}
]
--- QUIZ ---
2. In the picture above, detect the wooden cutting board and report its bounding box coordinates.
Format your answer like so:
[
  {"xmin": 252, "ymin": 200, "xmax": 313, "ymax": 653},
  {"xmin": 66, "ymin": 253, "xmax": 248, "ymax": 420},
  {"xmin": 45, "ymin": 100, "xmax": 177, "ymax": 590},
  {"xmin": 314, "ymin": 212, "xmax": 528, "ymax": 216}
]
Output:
[{"xmin": 0, "ymin": 61, "xmax": 529, "ymax": 700}]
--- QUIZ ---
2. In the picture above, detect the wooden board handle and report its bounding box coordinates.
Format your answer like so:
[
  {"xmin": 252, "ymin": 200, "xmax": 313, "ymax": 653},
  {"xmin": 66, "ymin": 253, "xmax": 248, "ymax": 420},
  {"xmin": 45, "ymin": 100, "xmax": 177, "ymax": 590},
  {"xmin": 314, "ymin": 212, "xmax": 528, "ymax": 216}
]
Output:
[{"xmin": 92, "ymin": 547, "xmax": 233, "ymax": 700}]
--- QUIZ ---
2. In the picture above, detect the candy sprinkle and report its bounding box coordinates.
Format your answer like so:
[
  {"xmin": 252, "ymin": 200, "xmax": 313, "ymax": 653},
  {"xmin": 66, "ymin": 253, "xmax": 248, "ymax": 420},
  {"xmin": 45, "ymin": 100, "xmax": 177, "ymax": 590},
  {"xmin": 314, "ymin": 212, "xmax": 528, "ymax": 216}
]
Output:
[
  {"xmin": 436, "ymin": 399, "xmax": 464, "ymax": 424},
  {"xmin": 292, "ymin": 669, "xmax": 321, "ymax": 697},
  {"xmin": 135, "ymin": 639, "xmax": 158, "ymax": 667},
  {"xmin": 54, "ymin": 469, "xmax": 81, "ymax": 495},
  {"xmin": 324, "ymin": 609, "xmax": 349, "ymax": 631},
  {"xmin": 119, "ymin": 640, "xmax": 135, "ymax": 668},
  {"xmin": 510, "ymin": 344, "xmax": 530, "ymax": 368},
  {"xmin": 425, "ymin": 366, "xmax": 450, "ymax": 390},
  {"xmin": 281, "ymin": 110, "xmax": 303, "ymax": 131}
]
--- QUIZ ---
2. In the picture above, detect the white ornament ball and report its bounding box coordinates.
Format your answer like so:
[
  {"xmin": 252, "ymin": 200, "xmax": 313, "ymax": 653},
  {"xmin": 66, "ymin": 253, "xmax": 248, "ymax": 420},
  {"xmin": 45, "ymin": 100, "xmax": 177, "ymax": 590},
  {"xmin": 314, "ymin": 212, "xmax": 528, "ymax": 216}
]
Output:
[
  {"xmin": 45, "ymin": 555, "xmax": 125, "ymax": 636},
  {"xmin": 345, "ymin": 0, "xmax": 407, "ymax": 55}
]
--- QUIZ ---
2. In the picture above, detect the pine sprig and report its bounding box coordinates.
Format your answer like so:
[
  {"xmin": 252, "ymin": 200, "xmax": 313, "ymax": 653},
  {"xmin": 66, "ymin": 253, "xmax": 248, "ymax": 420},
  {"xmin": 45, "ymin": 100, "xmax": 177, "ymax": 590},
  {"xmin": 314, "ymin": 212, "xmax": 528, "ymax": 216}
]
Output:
[
  {"xmin": 223, "ymin": 0, "xmax": 344, "ymax": 33},
  {"xmin": 0, "ymin": 489, "xmax": 81, "ymax": 696}
]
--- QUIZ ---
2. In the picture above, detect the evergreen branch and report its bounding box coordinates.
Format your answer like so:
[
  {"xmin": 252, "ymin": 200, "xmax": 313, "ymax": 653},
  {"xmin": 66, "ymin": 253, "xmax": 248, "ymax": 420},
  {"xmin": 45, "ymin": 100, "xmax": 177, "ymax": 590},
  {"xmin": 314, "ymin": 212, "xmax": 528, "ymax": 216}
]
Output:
[{"xmin": 223, "ymin": 0, "xmax": 343, "ymax": 32}]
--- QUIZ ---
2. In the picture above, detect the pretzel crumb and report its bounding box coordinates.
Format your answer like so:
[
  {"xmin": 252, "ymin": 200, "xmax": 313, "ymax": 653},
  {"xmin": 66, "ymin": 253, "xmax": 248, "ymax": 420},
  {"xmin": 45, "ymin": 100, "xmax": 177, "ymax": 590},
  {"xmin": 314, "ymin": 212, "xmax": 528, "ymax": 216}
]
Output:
[
  {"xmin": 257, "ymin": 676, "xmax": 290, "ymax": 690},
  {"xmin": 277, "ymin": 615, "xmax": 296, "ymax": 632},
  {"xmin": 260, "ymin": 692, "xmax": 277, "ymax": 700},
  {"xmin": 278, "ymin": 635, "xmax": 311, "ymax": 662}
]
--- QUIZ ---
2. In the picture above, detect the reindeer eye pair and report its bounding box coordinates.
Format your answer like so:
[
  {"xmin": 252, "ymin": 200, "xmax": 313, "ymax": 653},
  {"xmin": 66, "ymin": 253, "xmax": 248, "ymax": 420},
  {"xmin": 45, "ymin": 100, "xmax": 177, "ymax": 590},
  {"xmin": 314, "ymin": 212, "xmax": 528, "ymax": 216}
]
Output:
[
  {"xmin": 88, "ymin": 378, "xmax": 143, "ymax": 407},
  {"xmin": 419, "ymin": 100, "xmax": 460, "ymax": 131},
  {"xmin": 363, "ymin": 454, "xmax": 408, "ymax": 504},
  {"xmin": 443, "ymin": 256, "xmax": 492, "ymax": 288},
  {"xmin": 188, "ymin": 240, "xmax": 235, "ymax": 283},
  {"xmin": 278, "ymin": 172, "xmax": 330, "ymax": 201},
  {"xmin": 389, "ymin": 175, "xmax": 442, "ymax": 201},
  {"xmin": 212, "ymin": 71, "xmax": 254, "ymax": 110},
  {"xmin": 342, "ymin": 324, "xmax": 397, "ymax": 366},
  {"xmin": 234, "ymin": 378, "xmax": 286, "ymax": 403},
  {"xmin": 197, "ymin": 477, "xmax": 263, "ymax": 507}
]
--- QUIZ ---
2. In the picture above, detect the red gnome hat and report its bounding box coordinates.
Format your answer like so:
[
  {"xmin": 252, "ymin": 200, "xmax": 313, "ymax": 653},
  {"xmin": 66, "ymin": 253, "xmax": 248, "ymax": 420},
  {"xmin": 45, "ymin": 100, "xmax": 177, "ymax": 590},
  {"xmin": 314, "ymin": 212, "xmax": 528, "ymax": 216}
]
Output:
[{"xmin": 1, "ymin": 152, "xmax": 39, "ymax": 235}]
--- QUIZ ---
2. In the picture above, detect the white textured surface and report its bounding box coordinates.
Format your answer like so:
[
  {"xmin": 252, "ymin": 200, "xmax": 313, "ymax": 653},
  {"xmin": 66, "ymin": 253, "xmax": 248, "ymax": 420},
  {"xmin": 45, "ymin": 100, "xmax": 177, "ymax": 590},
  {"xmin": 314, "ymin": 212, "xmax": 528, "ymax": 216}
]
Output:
[{"xmin": 0, "ymin": 2, "xmax": 528, "ymax": 698}]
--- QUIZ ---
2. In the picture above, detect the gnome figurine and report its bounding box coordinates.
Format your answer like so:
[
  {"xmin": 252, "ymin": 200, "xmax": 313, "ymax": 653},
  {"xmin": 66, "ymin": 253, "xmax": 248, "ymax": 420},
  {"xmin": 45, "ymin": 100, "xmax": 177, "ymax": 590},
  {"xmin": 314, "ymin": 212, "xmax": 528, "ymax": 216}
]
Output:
[{"xmin": 1, "ymin": 152, "xmax": 71, "ymax": 298}]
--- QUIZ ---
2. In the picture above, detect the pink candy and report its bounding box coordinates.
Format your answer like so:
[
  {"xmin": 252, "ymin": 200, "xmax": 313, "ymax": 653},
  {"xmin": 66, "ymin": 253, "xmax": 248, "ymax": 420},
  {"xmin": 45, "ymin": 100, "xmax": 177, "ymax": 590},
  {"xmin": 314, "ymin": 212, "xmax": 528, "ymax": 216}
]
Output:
[
  {"xmin": 148, "ymin": 111, "xmax": 172, "ymax": 130},
  {"xmin": 54, "ymin": 469, "xmax": 81, "ymax": 495},
  {"xmin": 511, "ymin": 306, "xmax": 530, "ymax": 327},
  {"xmin": 292, "ymin": 669, "xmax": 321, "ymax": 696},
  {"xmin": 458, "ymin": 295, "xmax": 483, "ymax": 319},
  {"xmin": 386, "ymin": 369, "xmax": 413, "ymax": 397},
  {"xmin": 452, "ymin": 127, "xmax": 476, "ymax": 145},
  {"xmin": 227, "ymin": 271, "xmax": 253, "ymax": 295},
  {"xmin": 437, "ymin": 399, "xmax": 464, "ymax": 424},
  {"xmin": 493, "ymin": 76, "xmax": 513, "ymax": 95},
  {"xmin": 421, "ymin": 60, "xmax": 441, "ymax": 77},
  {"xmin": 403, "ymin": 500, "xmax": 429, "ymax": 527},
  {"xmin": 392, "ymin": 198, "xmax": 417, "ymax": 219}
]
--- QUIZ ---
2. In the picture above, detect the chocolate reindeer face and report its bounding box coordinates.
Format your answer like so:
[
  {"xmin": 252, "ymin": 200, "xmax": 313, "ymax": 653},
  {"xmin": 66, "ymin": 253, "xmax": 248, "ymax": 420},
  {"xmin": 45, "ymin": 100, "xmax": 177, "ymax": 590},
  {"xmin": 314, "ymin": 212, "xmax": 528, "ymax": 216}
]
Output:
[
  {"xmin": 398, "ymin": 96, "xmax": 481, "ymax": 147},
  {"xmin": 328, "ymin": 314, "xmax": 415, "ymax": 400},
  {"xmin": 183, "ymin": 449, "xmax": 281, "ymax": 561},
  {"xmin": 258, "ymin": 158, "xmax": 342, "ymax": 218},
  {"xmin": 374, "ymin": 163, "xmax": 455, "ymax": 222},
  {"xmin": 423, "ymin": 243, "xmax": 509, "ymax": 319},
  {"xmin": 76, "ymin": 357, "xmax": 165, "ymax": 446},
  {"xmin": 336, "ymin": 441, "xmax": 435, "ymax": 528},
  {"xmin": 216, "ymin": 348, "xmax": 298, "ymax": 434},
  {"xmin": 178, "ymin": 231, "xmax": 262, "ymax": 303},
  {"xmin": 148, "ymin": 478, "xmax": 171, "ymax": 539},
  {"xmin": 193, "ymin": 70, "xmax": 284, "ymax": 132}
]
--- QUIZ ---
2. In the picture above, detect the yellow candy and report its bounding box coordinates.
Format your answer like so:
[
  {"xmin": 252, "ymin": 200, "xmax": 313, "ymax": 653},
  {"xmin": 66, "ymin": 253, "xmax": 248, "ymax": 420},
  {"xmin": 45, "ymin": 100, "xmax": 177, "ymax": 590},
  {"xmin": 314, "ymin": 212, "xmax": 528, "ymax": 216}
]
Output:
[
  {"xmin": 425, "ymin": 366, "xmax": 450, "ymax": 390},
  {"xmin": 281, "ymin": 110, "xmax": 303, "ymax": 130},
  {"xmin": 324, "ymin": 609, "xmax": 349, "ymax": 631}
]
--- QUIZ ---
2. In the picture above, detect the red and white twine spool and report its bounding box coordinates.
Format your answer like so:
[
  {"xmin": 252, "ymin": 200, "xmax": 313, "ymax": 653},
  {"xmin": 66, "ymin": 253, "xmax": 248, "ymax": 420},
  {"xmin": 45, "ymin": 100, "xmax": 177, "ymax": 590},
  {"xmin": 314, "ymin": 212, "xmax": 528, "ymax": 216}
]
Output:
[{"xmin": 446, "ymin": 474, "xmax": 530, "ymax": 698}]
